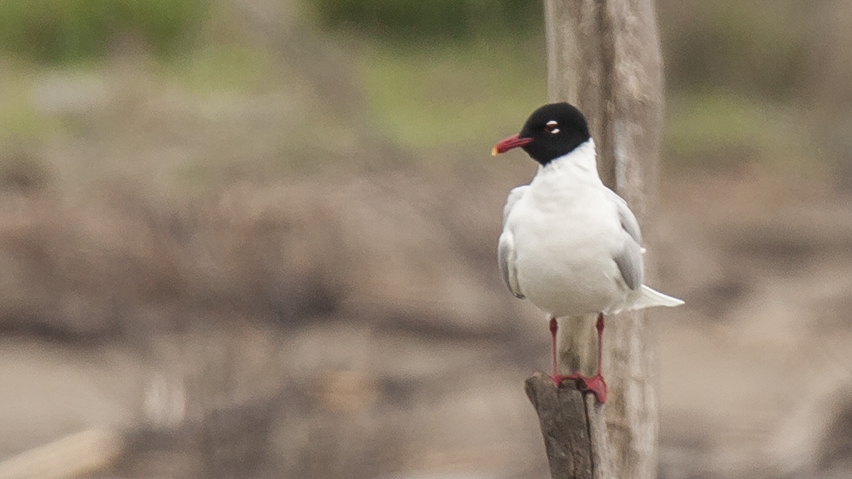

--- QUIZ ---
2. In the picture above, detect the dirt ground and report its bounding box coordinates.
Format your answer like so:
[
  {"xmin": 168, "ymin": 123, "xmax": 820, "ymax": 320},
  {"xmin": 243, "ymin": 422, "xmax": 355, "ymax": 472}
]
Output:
[{"xmin": 2, "ymin": 162, "xmax": 852, "ymax": 479}]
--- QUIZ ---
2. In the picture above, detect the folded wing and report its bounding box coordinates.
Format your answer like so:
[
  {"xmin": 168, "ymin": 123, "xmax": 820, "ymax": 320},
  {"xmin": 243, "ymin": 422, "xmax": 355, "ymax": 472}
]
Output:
[
  {"xmin": 606, "ymin": 188, "xmax": 644, "ymax": 291},
  {"xmin": 498, "ymin": 186, "xmax": 528, "ymax": 298}
]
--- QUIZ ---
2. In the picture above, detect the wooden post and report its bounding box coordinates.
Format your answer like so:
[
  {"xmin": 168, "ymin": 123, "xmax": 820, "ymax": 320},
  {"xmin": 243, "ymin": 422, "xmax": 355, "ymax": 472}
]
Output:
[
  {"xmin": 525, "ymin": 374, "xmax": 613, "ymax": 479},
  {"xmin": 527, "ymin": 1, "xmax": 664, "ymax": 478}
]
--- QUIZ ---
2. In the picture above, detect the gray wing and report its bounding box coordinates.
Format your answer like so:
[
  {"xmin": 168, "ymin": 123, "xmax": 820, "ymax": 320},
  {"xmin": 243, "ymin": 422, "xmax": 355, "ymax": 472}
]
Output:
[
  {"xmin": 498, "ymin": 232, "xmax": 524, "ymax": 298},
  {"xmin": 605, "ymin": 188, "xmax": 642, "ymax": 245},
  {"xmin": 498, "ymin": 186, "xmax": 528, "ymax": 298},
  {"xmin": 606, "ymin": 188, "xmax": 644, "ymax": 290}
]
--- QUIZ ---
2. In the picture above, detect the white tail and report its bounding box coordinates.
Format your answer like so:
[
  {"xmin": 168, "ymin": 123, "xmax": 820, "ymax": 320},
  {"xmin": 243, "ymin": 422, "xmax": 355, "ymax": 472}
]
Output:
[{"xmin": 632, "ymin": 285, "xmax": 684, "ymax": 310}]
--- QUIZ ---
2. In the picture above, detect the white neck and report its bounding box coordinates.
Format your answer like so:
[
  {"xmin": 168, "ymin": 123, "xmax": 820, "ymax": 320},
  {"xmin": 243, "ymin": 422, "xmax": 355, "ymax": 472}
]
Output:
[{"xmin": 536, "ymin": 139, "xmax": 601, "ymax": 184}]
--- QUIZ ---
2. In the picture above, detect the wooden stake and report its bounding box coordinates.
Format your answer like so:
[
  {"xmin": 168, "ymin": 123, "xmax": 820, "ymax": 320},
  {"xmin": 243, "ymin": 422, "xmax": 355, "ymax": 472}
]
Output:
[
  {"xmin": 525, "ymin": 374, "xmax": 614, "ymax": 479},
  {"xmin": 531, "ymin": 1, "xmax": 664, "ymax": 478}
]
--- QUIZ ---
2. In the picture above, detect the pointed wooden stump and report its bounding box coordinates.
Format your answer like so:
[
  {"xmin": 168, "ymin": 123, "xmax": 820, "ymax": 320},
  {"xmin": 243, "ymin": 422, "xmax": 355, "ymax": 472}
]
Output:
[{"xmin": 525, "ymin": 373, "xmax": 614, "ymax": 479}]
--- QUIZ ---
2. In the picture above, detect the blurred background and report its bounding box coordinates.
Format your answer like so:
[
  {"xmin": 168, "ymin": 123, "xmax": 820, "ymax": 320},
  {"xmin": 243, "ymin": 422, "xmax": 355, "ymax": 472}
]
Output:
[{"xmin": 1, "ymin": 0, "xmax": 851, "ymax": 478}]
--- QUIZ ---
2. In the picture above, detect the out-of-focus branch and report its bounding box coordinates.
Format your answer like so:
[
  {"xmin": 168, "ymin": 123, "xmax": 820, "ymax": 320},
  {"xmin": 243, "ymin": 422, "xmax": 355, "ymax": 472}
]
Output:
[{"xmin": 0, "ymin": 429, "xmax": 123, "ymax": 479}]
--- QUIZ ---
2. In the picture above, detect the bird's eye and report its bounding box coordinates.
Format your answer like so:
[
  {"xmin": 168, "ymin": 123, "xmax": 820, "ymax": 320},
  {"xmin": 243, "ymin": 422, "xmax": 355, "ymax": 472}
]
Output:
[{"xmin": 544, "ymin": 121, "xmax": 560, "ymax": 134}]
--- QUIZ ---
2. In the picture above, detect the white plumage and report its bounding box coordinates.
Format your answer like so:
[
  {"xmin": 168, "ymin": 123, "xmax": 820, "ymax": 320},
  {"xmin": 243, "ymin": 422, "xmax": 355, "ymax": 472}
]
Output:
[
  {"xmin": 492, "ymin": 102, "xmax": 682, "ymax": 403},
  {"xmin": 498, "ymin": 138, "xmax": 683, "ymax": 318}
]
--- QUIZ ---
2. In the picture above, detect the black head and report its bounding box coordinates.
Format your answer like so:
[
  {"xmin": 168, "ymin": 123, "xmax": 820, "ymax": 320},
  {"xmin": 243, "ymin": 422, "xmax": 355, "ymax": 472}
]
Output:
[{"xmin": 492, "ymin": 102, "xmax": 591, "ymax": 165}]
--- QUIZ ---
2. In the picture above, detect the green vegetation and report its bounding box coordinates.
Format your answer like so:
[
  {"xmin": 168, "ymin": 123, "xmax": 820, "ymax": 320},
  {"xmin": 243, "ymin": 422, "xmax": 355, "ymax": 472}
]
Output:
[
  {"xmin": 358, "ymin": 39, "xmax": 547, "ymax": 152},
  {"xmin": 158, "ymin": 44, "xmax": 272, "ymax": 94},
  {"xmin": 661, "ymin": 0, "xmax": 808, "ymax": 101},
  {"xmin": 0, "ymin": 0, "xmax": 211, "ymax": 63},
  {"xmin": 0, "ymin": 69, "xmax": 64, "ymax": 141},
  {"xmin": 310, "ymin": 0, "xmax": 549, "ymax": 155},
  {"xmin": 0, "ymin": 0, "xmax": 824, "ymax": 175},
  {"xmin": 663, "ymin": 90, "xmax": 802, "ymax": 170},
  {"xmin": 307, "ymin": 0, "xmax": 541, "ymax": 41},
  {"xmin": 655, "ymin": 0, "xmax": 813, "ymax": 170}
]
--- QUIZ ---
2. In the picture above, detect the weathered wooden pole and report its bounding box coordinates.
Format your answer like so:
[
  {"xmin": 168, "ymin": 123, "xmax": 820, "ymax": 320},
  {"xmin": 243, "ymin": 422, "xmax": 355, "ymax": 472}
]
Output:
[
  {"xmin": 525, "ymin": 374, "xmax": 613, "ymax": 479},
  {"xmin": 526, "ymin": 1, "xmax": 664, "ymax": 478}
]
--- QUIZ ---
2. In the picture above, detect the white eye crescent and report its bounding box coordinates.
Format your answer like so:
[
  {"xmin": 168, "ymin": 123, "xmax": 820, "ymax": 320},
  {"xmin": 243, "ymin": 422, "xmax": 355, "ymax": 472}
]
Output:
[{"xmin": 545, "ymin": 121, "xmax": 560, "ymax": 134}]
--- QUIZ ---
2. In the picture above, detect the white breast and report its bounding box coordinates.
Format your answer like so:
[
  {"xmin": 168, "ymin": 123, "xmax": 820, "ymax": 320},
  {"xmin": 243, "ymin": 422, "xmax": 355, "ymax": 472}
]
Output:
[{"xmin": 501, "ymin": 140, "xmax": 634, "ymax": 317}]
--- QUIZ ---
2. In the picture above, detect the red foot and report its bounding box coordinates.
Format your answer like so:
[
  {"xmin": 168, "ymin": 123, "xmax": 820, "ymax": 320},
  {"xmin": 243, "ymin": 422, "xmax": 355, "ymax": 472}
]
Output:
[{"xmin": 551, "ymin": 373, "xmax": 608, "ymax": 404}]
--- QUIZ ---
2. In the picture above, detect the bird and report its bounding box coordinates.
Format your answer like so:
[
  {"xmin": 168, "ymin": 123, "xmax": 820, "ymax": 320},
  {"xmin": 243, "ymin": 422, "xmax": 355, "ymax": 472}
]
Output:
[{"xmin": 492, "ymin": 102, "xmax": 683, "ymax": 403}]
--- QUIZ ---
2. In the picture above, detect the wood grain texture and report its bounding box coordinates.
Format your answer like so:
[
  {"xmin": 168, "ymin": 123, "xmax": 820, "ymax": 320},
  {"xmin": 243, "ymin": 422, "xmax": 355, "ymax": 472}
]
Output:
[
  {"xmin": 524, "ymin": 374, "xmax": 614, "ymax": 479},
  {"xmin": 542, "ymin": 1, "xmax": 664, "ymax": 478}
]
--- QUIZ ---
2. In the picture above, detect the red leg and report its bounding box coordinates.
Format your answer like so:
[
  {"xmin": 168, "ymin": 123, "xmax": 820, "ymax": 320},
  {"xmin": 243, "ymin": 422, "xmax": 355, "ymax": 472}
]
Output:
[
  {"xmin": 549, "ymin": 317, "xmax": 560, "ymax": 381},
  {"xmin": 577, "ymin": 314, "xmax": 608, "ymax": 403},
  {"xmin": 550, "ymin": 313, "xmax": 608, "ymax": 404}
]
